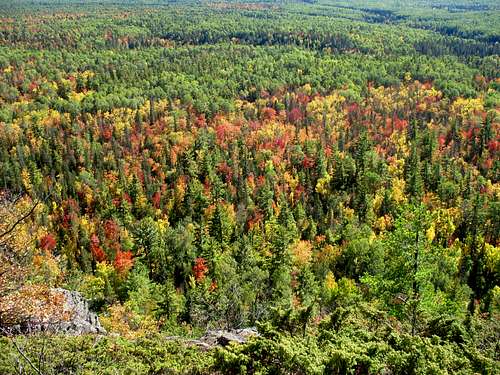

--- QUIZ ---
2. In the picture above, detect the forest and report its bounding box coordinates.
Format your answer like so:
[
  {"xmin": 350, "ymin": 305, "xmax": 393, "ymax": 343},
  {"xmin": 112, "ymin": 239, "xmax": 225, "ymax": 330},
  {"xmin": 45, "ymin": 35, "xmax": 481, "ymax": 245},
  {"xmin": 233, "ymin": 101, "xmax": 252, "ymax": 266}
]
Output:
[{"xmin": 0, "ymin": 0, "xmax": 498, "ymax": 374}]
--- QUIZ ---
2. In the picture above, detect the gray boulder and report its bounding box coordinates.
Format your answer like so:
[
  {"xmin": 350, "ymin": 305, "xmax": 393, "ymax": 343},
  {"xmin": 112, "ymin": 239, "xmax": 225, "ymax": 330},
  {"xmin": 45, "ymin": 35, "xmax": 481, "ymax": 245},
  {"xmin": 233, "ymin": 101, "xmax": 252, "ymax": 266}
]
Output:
[
  {"xmin": 187, "ymin": 328, "xmax": 259, "ymax": 350},
  {"xmin": 49, "ymin": 288, "xmax": 106, "ymax": 335}
]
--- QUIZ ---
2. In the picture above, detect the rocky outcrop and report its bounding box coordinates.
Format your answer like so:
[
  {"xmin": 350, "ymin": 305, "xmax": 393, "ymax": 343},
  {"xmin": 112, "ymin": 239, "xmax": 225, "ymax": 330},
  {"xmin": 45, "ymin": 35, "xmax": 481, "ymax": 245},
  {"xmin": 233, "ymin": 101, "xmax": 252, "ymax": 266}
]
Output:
[
  {"xmin": 7, "ymin": 288, "xmax": 105, "ymax": 335},
  {"xmin": 50, "ymin": 288, "xmax": 106, "ymax": 335},
  {"xmin": 186, "ymin": 328, "xmax": 259, "ymax": 350}
]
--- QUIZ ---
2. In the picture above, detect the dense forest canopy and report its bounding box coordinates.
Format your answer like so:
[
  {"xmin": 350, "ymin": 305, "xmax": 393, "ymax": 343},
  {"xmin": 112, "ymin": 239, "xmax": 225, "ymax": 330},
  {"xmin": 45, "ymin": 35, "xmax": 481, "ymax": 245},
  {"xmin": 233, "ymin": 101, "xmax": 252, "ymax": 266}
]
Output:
[{"xmin": 0, "ymin": 0, "xmax": 498, "ymax": 374}]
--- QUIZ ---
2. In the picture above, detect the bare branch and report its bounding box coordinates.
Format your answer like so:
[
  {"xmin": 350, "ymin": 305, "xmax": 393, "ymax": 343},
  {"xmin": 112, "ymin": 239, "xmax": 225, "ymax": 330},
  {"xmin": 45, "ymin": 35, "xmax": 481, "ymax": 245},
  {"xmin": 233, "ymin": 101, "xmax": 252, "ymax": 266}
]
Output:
[
  {"xmin": 0, "ymin": 200, "xmax": 40, "ymax": 241},
  {"xmin": 11, "ymin": 337, "xmax": 45, "ymax": 375},
  {"xmin": 38, "ymin": 334, "xmax": 46, "ymax": 374}
]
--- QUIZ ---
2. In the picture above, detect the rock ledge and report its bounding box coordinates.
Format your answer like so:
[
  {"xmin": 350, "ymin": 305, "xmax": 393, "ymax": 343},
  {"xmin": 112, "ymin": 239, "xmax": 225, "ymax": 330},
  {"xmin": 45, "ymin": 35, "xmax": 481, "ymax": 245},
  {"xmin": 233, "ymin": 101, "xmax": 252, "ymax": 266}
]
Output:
[{"xmin": 7, "ymin": 288, "xmax": 105, "ymax": 335}]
